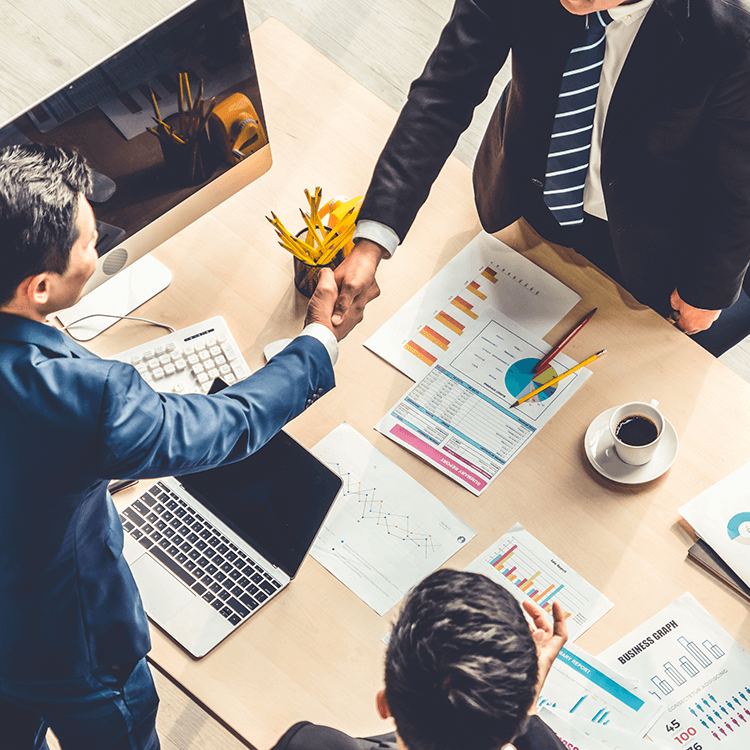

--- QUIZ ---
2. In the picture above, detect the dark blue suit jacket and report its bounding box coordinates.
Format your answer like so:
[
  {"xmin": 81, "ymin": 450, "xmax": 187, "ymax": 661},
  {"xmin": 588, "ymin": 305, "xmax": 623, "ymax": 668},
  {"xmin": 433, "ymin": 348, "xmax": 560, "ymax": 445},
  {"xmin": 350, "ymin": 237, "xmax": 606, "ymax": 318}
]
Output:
[
  {"xmin": 359, "ymin": 0, "xmax": 750, "ymax": 313},
  {"xmin": 0, "ymin": 312, "xmax": 334, "ymax": 681}
]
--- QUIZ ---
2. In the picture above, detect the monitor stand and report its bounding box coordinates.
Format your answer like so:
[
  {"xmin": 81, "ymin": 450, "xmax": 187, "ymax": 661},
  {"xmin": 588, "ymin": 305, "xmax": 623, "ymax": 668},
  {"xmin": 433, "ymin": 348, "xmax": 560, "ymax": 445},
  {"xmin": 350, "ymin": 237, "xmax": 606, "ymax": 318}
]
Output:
[{"xmin": 54, "ymin": 255, "xmax": 172, "ymax": 341}]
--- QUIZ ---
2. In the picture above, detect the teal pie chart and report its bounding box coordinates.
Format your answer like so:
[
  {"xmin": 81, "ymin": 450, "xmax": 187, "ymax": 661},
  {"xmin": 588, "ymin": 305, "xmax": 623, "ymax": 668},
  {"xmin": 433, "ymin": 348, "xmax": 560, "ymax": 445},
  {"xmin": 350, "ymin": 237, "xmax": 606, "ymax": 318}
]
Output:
[
  {"xmin": 727, "ymin": 512, "xmax": 750, "ymax": 545},
  {"xmin": 505, "ymin": 358, "xmax": 558, "ymax": 403}
]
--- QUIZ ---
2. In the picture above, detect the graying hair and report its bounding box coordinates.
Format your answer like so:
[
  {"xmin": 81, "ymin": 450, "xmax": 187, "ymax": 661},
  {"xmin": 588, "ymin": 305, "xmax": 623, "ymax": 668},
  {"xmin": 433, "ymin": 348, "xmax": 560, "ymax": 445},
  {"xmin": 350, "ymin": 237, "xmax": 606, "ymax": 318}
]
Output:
[
  {"xmin": 0, "ymin": 143, "xmax": 92, "ymax": 305},
  {"xmin": 385, "ymin": 569, "xmax": 538, "ymax": 750}
]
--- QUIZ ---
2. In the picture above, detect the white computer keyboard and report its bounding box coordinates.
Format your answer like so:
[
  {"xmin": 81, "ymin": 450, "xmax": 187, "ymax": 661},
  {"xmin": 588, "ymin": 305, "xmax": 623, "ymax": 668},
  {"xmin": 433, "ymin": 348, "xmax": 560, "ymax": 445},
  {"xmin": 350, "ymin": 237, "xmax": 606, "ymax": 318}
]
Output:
[{"xmin": 110, "ymin": 316, "xmax": 251, "ymax": 394}]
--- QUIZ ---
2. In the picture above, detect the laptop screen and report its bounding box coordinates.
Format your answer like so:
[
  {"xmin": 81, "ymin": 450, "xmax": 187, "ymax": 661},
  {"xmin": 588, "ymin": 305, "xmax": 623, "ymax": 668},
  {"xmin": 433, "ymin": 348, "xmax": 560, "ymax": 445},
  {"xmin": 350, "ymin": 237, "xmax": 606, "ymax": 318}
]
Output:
[{"xmin": 177, "ymin": 431, "xmax": 342, "ymax": 577}]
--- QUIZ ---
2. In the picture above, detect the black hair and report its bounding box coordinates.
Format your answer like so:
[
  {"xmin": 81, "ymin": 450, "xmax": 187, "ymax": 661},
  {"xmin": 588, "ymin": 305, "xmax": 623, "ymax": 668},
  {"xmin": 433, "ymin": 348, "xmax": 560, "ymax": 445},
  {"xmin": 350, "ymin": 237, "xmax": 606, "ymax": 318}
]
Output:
[
  {"xmin": 0, "ymin": 143, "xmax": 92, "ymax": 306},
  {"xmin": 385, "ymin": 569, "xmax": 538, "ymax": 750}
]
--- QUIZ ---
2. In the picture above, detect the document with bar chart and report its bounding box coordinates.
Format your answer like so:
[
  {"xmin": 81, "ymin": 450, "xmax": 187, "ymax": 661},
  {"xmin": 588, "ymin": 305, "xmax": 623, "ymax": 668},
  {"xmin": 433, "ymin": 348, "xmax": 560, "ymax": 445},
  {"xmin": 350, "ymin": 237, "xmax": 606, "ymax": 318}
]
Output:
[
  {"xmin": 365, "ymin": 231, "xmax": 580, "ymax": 381},
  {"xmin": 539, "ymin": 707, "xmax": 667, "ymax": 750},
  {"xmin": 599, "ymin": 593, "xmax": 750, "ymax": 750},
  {"xmin": 375, "ymin": 310, "xmax": 590, "ymax": 494},
  {"xmin": 464, "ymin": 524, "xmax": 613, "ymax": 640},
  {"xmin": 310, "ymin": 423, "xmax": 476, "ymax": 615},
  {"xmin": 538, "ymin": 643, "xmax": 664, "ymax": 737}
]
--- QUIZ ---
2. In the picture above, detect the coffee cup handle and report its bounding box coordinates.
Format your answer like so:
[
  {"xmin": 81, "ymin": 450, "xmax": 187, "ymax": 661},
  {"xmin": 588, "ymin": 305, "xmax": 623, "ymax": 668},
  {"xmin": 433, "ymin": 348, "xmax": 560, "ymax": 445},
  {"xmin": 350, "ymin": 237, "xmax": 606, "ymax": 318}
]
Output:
[{"xmin": 650, "ymin": 399, "xmax": 659, "ymax": 408}]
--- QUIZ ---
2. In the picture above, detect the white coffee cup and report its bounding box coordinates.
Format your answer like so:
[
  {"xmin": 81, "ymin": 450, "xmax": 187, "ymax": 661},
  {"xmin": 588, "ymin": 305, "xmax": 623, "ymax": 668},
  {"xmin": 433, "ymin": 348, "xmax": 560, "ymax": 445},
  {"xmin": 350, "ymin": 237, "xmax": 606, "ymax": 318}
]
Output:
[{"xmin": 609, "ymin": 399, "xmax": 664, "ymax": 466}]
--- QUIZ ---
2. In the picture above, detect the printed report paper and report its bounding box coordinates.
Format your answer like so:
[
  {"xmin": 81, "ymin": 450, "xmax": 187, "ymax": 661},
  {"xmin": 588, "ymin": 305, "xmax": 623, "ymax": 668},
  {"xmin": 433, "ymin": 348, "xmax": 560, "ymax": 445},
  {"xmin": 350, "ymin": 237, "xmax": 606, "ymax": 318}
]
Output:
[
  {"xmin": 598, "ymin": 593, "xmax": 750, "ymax": 749},
  {"xmin": 365, "ymin": 231, "xmax": 580, "ymax": 381},
  {"xmin": 538, "ymin": 642, "xmax": 663, "ymax": 736},
  {"xmin": 311, "ymin": 423, "xmax": 476, "ymax": 615},
  {"xmin": 375, "ymin": 310, "xmax": 590, "ymax": 494},
  {"xmin": 539, "ymin": 707, "xmax": 668, "ymax": 750},
  {"xmin": 464, "ymin": 523, "xmax": 613, "ymax": 641}
]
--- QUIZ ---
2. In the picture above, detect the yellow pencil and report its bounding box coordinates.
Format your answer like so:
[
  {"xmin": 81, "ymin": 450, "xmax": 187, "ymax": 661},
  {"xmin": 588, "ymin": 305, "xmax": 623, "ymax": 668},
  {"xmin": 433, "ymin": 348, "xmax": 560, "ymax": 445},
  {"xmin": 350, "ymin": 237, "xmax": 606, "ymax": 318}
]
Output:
[
  {"xmin": 278, "ymin": 240, "xmax": 312, "ymax": 263},
  {"xmin": 299, "ymin": 210, "xmax": 326, "ymax": 258},
  {"xmin": 317, "ymin": 223, "xmax": 356, "ymax": 266},
  {"xmin": 510, "ymin": 349, "xmax": 606, "ymax": 408},
  {"xmin": 148, "ymin": 85, "xmax": 162, "ymax": 122}
]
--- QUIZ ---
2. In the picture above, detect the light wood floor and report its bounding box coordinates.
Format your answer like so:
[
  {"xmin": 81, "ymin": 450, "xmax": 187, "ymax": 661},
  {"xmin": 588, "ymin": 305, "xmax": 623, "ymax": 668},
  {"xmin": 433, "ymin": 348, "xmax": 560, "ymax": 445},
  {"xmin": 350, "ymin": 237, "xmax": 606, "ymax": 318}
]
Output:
[{"xmin": 1, "ymin": 1, "xmax": 749, "ymax": 748}]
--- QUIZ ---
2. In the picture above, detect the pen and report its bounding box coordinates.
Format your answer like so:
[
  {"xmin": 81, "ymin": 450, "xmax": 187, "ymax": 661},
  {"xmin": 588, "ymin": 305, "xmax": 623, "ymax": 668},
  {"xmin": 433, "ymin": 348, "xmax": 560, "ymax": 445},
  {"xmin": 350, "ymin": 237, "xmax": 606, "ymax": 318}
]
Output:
[
  {"xmin": 534, "ymin": 308, "xmax": 597, "ymax": 374},
  {"xmin": 510, "ymin": 349, "xmax": 606, "ymax": 408}
]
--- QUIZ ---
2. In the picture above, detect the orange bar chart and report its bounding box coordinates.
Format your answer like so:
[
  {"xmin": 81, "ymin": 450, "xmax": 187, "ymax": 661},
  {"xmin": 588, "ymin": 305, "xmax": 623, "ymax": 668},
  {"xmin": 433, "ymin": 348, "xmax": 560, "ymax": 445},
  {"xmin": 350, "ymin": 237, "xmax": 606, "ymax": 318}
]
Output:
[
  {"xmin": 450, "ymin": 295, "xmax": 479, "ymax": 319},
  {"xmin": 419, "ymin": 325, "xmax": 450, "ymax": 351},
  {"xmin": 481, "ymin": 267, "xmax": 498, "ymax": 283},
  {"xmin": 404, "ymin": 340, "xmax": 437, "ymax": 366},
  {"xmin": 466, "ymin": 280, "xmax": 487, "ymax": 300},
  {"xmin": 435, "ymin": 311, "xmax": 465, "ymax": 335}
]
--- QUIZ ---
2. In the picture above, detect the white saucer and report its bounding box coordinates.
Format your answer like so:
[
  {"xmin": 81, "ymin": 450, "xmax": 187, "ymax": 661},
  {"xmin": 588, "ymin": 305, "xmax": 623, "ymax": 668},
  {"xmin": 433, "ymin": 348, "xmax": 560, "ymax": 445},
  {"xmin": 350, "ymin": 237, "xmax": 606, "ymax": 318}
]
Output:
[{"xmin": 584, "ymin": 406, "xmax": 679, "ymax": 484}]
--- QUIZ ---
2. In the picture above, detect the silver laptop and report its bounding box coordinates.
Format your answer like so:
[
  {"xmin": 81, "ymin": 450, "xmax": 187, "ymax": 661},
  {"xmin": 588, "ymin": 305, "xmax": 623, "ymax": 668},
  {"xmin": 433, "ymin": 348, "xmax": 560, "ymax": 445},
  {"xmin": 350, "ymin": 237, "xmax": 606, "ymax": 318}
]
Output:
[{"xmin": 120, "ymin": 430, "xmax": 342, "ymax": 657}]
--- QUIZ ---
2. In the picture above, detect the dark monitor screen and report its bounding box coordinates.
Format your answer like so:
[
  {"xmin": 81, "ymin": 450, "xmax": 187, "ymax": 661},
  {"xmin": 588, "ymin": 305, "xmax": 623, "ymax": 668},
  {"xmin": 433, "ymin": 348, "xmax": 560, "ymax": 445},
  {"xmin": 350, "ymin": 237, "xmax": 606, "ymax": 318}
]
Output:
[
  {"xmin": 177, "ymin": 431, "xmax": 342, "ymax": 578},
  {"xmin": 0, "ymin": 0, "xmax": 270, "ymax": 288}
]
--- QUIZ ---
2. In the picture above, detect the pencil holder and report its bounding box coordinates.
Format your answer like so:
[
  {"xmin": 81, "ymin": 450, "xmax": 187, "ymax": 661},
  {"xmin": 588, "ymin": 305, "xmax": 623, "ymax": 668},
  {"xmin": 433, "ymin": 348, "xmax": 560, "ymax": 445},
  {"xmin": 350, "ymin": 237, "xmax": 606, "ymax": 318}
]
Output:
[
  {"xmin": 158, "ymin": 120, "xmax": 215, "ymax": 185},
  {"xmin": 293, "ymin": 228, "xmax": 345, "ymax": 297}
]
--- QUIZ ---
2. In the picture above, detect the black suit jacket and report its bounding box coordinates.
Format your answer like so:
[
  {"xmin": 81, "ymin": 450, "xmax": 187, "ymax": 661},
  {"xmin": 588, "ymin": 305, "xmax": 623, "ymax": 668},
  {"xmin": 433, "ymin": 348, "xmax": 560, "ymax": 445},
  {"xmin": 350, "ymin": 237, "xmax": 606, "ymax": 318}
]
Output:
[
  {"xmin": 358, "ymin": 0, "xmax": 750, "ymax": 313},
  {"xmin": 272, "ymin": 717, "xmax": 565, "ymax": 750}
]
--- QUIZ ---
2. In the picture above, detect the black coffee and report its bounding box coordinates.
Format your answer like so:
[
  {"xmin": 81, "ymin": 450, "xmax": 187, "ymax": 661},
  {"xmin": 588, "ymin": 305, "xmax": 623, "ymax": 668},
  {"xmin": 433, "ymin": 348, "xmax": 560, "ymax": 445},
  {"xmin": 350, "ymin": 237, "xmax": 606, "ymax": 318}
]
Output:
[{"xmin": 615, "ymin": 415, "xmax": 659, "ymax": 446}]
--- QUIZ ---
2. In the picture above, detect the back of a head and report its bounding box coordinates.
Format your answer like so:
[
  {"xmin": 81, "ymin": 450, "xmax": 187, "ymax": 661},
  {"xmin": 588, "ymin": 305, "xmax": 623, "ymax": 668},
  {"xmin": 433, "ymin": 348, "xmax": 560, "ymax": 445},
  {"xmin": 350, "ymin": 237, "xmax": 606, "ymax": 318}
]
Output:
[
  {"xmin": 0, "ymin": 143, "xmax": 92, "ymax": 307},
  {"xmin": 385, "ymin": 569, "xmax": 538, "ymax": 750}
]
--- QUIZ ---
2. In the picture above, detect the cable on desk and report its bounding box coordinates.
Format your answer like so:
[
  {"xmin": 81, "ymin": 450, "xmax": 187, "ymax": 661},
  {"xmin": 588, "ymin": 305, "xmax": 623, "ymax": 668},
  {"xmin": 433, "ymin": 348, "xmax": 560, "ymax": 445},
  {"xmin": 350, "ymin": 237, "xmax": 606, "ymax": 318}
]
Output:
[{"xmin": 59, "ymin": 313, "xmax": 176, "ymax": 340}]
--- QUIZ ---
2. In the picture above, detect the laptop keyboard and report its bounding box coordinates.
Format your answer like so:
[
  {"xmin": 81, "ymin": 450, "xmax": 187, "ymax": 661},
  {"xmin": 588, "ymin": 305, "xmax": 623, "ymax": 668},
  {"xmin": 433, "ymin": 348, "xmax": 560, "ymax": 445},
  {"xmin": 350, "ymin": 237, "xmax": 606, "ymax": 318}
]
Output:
[{"xmin": 120, "ymin": 481, "xmax": 282, "ymax": 625}]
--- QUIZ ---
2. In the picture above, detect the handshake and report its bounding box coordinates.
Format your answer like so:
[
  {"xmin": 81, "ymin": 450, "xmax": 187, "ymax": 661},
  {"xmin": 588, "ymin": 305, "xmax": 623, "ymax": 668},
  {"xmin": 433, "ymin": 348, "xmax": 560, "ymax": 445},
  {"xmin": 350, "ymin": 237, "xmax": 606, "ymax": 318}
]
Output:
[{"xmin": 303, "ymin": 239, "xmax": 385, "ymax": 341}]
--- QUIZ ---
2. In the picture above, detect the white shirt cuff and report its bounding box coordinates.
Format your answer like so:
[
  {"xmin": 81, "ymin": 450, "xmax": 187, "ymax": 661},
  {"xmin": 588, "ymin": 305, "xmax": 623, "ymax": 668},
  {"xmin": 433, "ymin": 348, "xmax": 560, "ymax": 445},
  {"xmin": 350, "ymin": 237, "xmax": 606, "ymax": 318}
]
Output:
[
  {"xmin": 353, "ymin": 220, "xmax": 399, "ymax": 258},
  {"xmin": 298, "ymin": 323, "xmax": 339, "ymax": 366}
]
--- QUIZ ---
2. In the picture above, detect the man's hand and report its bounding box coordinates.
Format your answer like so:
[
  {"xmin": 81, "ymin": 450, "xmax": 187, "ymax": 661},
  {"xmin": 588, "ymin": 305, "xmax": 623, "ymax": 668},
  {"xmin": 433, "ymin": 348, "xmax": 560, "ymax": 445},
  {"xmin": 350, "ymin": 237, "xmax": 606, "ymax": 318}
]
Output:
[
  {"xmin": 523, "ymin": 599, "xmax": 568, "ymax": 714},
  {"xmin": 667, "ymin": 289, "xmax": 721, "ymax": 335},
  {"xmin": 305, "ymin": 267, "xmax": 360, "ymax": 341},
  {"xmin": 331, "ymin": 239, "xmax": 384, "ymax": 331}
]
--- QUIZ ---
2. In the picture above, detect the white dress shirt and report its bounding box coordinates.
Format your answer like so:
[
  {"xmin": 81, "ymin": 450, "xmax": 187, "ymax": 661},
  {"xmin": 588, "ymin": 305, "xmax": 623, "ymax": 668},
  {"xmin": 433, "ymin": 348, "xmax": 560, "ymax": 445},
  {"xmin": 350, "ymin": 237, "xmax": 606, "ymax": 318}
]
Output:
[
  {"xmin": 299, "ymin": 322, "xmax": 338, "ymax": 365},
  {"xmin": 584, "ymin": 0, "xmax": 654, "ymax": 219}
]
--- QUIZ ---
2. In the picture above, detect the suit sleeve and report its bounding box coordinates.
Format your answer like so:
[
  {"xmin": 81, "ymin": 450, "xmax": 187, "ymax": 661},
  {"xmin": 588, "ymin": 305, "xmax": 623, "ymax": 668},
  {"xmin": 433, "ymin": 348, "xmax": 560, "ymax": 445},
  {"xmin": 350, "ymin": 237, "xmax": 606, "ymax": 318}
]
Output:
[
  {"xmin": 357, "ymin": 0, "xmax": 511, "ymax": 242},
  {"xmin": 677, "ymin": 38, "xmax": 750, "ymax": 309},
  {"xmin": 95, "ymin": 336, "xmax": 334, "ymax": 479}
]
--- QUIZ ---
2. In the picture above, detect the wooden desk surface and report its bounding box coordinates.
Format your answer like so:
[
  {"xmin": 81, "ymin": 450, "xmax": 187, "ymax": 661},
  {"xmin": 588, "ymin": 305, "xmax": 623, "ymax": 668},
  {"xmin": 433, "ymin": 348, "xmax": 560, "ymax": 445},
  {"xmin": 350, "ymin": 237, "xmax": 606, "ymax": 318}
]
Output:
[{"xmin": 99, "ymin": 18, "xmax": 750, "ymax": 750}]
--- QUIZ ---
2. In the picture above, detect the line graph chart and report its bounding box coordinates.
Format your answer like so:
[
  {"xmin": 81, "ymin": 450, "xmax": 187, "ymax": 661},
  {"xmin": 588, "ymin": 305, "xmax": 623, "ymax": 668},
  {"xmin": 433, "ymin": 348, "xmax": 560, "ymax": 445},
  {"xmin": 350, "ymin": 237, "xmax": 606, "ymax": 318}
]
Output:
[{"xmin": 311, "ymin": 423, "xmax": 475, "ymax": 614}]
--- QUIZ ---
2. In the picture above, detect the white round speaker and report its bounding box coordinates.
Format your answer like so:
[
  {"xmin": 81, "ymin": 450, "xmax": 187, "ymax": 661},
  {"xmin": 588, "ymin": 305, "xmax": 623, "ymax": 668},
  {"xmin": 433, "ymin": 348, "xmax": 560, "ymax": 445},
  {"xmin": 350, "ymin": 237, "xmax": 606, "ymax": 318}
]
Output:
[{"xmin": 101, "ymin": 246, "xmax": 129, "ymax": 275}]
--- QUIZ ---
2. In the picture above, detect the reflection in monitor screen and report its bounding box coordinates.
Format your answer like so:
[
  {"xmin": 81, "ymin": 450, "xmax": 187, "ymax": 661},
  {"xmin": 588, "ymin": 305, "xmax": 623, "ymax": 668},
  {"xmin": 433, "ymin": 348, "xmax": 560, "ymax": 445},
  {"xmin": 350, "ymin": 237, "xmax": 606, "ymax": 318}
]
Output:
[{"xmin": 0, "ymin": 0, "xmax": 272, "ymax": 339}]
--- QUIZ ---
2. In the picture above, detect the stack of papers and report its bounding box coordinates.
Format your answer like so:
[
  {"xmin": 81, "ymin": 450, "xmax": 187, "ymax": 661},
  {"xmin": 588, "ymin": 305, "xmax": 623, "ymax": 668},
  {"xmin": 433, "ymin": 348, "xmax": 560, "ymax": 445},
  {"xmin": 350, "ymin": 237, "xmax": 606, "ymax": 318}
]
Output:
[{"xmin": 679, "ymin": 462, "xmax": 750, "ymax": 597}]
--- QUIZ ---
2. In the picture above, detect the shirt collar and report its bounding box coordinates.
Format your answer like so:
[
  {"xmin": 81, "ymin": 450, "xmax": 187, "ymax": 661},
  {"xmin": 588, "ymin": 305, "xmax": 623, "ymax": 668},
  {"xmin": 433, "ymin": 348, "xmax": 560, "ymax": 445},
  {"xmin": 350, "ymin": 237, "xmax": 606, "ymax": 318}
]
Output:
[
  {"xmin": 609, "ymin": 0, "xmax": 655, "ymax": 25},
  {"xmin": 0, "ymin": 311, "xmax": 95, "ymax": 358}
]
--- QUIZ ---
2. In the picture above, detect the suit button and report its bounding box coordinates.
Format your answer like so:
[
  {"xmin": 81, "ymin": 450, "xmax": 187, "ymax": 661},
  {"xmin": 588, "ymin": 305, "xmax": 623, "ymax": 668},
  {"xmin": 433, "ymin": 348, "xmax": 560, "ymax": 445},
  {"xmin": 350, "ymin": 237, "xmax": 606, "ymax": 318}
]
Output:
[{"xmin": 531, "ymin": 178, "xmax": 543, "ymax": 188}]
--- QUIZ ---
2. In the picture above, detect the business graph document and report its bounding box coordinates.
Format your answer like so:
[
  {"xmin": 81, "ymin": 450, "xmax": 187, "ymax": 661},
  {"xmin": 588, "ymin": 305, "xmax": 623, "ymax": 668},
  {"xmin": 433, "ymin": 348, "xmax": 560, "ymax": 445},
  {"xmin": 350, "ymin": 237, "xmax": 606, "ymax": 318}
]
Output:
[
  {"xmin": 310, "ymin": 423, "xmax": 476, "ymax": 615},
  {"xmin": 679, "ymin": 462, "xmax": 750, "ymax": 587},
  {"xmin": 365, "ymin": 231, "xmax": 581, "ymax": 381},
  {"xmin": 537, "ymin": 643, "xmax": 664, "ymax": 737},
  {"xmin": 464, "ymin": 523, "xmax": 613, "ymax": 641},
  {"xmin": 598, "ymin": 593, "xmax": 750, "ymax": 750},
  {"xmin": 375, "ymin": 310, "xmax": 591, "ymax": 494}
]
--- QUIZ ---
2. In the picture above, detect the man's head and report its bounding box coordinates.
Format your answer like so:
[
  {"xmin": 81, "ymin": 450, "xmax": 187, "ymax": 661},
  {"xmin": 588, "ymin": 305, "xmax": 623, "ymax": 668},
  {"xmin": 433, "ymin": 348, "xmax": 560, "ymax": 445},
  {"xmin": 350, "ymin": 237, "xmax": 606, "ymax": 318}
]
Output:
[
  {"xmin": 0, "ymin": 143, "xmax": 96, "ymax": 316},
  {"xmin": 382, "ymin": 569, "xmax": 538, "ymax": 750}
]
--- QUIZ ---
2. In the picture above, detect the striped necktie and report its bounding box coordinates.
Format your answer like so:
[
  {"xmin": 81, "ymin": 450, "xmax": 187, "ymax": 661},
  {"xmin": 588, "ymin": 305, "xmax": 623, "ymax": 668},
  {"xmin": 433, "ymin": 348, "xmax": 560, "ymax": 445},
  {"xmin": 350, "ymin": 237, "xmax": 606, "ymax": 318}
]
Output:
[{"xmin": 543, "ymin": 10, "xmax": 613, "ymax": 226}]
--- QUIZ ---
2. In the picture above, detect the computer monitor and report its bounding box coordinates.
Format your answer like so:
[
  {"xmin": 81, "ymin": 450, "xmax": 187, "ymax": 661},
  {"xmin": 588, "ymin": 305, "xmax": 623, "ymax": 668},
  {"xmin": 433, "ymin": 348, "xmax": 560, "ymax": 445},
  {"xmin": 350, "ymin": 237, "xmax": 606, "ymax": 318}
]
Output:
[{"xmin": 0, "ymin": 0, "xmax": 271, "ymax": 339}]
